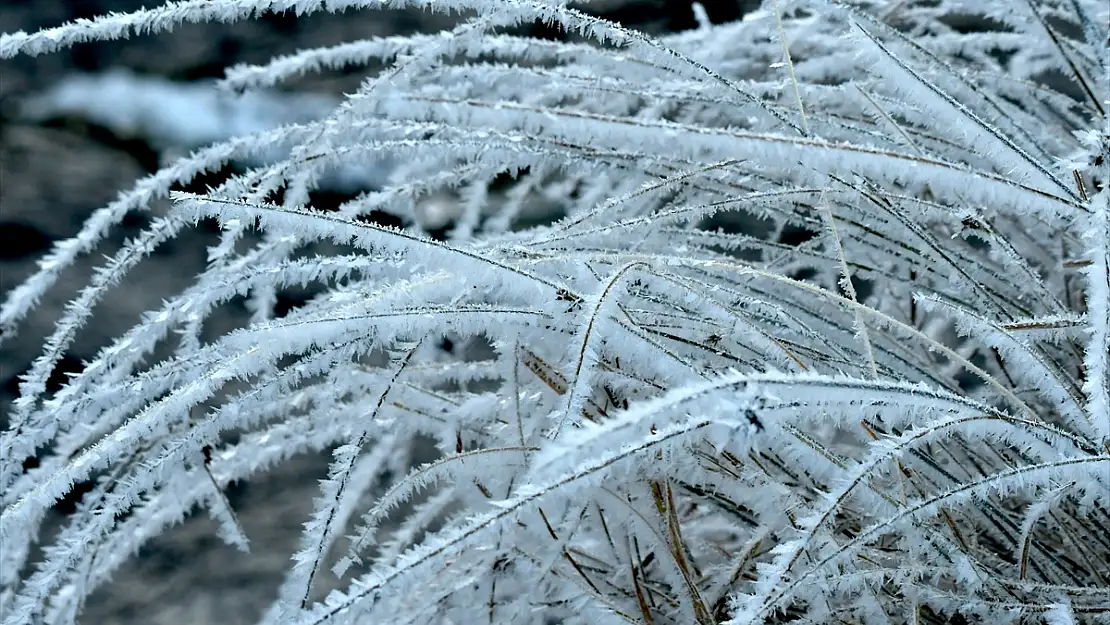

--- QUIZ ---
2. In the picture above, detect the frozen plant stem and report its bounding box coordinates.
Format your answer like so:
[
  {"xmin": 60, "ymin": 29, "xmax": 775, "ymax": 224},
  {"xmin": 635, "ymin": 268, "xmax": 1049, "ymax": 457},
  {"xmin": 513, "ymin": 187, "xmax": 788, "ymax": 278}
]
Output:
[{"xmin": 772, "ymin": 0, "xmax": 809, "ymax": 137}]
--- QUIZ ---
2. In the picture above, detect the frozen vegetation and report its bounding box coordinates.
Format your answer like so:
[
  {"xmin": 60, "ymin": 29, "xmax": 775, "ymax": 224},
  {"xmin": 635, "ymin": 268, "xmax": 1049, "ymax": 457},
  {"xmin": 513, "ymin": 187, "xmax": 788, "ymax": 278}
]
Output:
[{"xmin": 1, "ymin": 0, "xmax": 1108, "ymax": 623}]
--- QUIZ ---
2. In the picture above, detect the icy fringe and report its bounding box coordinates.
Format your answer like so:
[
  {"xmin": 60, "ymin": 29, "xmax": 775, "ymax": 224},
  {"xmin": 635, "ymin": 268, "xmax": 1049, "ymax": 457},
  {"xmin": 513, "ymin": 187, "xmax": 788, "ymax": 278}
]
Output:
[{"xmin": 1, "ymin": 0, "xmax": 1108, "ymax": 623}]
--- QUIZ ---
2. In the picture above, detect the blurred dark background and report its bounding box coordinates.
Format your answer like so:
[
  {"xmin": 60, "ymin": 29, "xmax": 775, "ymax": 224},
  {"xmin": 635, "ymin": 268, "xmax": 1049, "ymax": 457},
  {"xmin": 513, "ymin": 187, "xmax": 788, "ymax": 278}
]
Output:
[{"xmin": 0, "ymin": 0, "xmax": 753, "ymax": 622}]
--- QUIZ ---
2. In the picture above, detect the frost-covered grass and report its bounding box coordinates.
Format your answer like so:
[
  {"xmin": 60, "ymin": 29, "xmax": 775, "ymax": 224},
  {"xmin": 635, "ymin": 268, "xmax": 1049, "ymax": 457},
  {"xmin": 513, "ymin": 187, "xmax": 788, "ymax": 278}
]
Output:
[{"xmin": 1, "ymin": 0, "xmax": 1108, "ymax": 624}]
